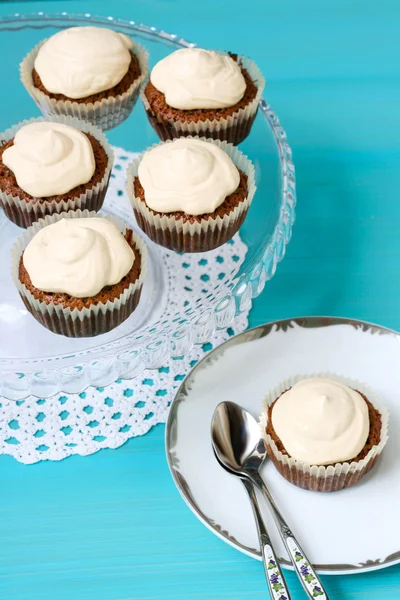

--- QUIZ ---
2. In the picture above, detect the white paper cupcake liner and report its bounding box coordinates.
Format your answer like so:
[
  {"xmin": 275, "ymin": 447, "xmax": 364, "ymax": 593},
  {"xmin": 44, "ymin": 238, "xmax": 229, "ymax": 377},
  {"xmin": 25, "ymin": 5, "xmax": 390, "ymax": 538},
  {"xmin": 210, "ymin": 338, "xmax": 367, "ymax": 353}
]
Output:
[
  {"xmin": 141, "ymin": 54, "xmax": 265, "ymax": 144},
  {"xmin": 126, "ymin": 137, "xmax": 256, "ymax": 253},
  {"xmin": 0, "ymin": 115, "xmax": 114, "ymax": 229},
  {"xmin": 20, "ymin": 39, "xmax": 149, "ymax": 130},
  {"xmin": 11, "ymin": 209, "xmax": 148, "ymax": 338},
  {"xmin": 259, "ymin": 372, "xmax": 389, "ymax": 492}
]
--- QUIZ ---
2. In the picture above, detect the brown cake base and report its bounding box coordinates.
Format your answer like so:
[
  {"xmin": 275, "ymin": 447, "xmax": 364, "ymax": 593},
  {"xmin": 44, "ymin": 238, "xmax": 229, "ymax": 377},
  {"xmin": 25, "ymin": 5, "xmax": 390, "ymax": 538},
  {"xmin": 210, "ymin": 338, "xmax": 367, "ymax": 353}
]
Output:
[
  {"xmin": 132, "ymin": 170, "xmax": 249, "ymax": 252},
  {"xmin": 0, "ymin": 133, "xmax": 110, "ymax": 228},
  {"xmin": 144, "ymin": 107, "xmax": 258, "ymax": 146},
  {"xmin": 32, "ymin": 52, "xmax": 141, "ymax": 103},
  {"xmin": 18, "ymin": 230, "xmax": 143, "ymax": 338},
  {"xmin": 142, "ymin": 58, "xmax": 259, "ymax": 145},
  {"xmin": 265, "ymin": 390, "xmax": 383, "ymax": 492}
]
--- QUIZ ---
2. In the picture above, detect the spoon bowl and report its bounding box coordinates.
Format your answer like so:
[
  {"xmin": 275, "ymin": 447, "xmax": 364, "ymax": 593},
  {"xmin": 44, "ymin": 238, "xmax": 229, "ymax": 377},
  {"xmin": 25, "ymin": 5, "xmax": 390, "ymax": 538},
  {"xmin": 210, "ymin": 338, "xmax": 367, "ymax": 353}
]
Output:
[
  {"xmin": 211, "ymin": 401, "xmax": 267, "ymax": 476},
  {"xmin": 211, "ymin": 400, "xmax": 292, "ymax": 600},
  {"xmin": 211, "ymin": 400, "xmax": 330, "ymax": 600}
]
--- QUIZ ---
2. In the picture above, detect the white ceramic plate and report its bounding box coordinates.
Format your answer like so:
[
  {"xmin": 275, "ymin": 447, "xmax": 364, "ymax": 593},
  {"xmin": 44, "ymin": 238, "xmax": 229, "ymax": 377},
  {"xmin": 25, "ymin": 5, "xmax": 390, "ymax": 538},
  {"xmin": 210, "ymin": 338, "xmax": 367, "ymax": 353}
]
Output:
[{"xmin": 166, "ymin": 317, "xmax": 400, "ymax": 575}]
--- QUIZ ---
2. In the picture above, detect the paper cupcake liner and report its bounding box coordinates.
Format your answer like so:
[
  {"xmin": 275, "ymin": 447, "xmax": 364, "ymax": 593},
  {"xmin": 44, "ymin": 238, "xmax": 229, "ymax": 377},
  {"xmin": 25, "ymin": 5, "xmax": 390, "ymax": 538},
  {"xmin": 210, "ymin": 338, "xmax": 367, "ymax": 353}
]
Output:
[
  {"xmin": 11, "ymin": 209, "xmax": 148, "ymax": 338},
  {"xmin": 0, "ymin": 115, "xmax": 114, "ymax": 229},
  {"xmin": 141, "ymin": 54, "xmax": 265, "ymax": 145},
  {"xmin": 259, "ymin": 372, "xmax": 389, "ymax": 493},
  {"xmin": 126, "ymin": 137, "xmax": 256, "ymax": 252},
  {"xmin": 20, "ymin": 40, "xmax": 149, "ymax": 131}
]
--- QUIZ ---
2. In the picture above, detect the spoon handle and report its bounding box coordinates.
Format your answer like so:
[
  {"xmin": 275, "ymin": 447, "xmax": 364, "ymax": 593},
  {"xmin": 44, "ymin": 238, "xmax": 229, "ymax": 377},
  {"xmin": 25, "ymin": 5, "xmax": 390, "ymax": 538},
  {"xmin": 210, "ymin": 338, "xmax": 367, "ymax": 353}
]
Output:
[
  {"xmin": 242, "ymin": 478, "xmax": 292, "ymax": 600},
  {"xmin": 251, "ymin": 472, "xmax": 329, "ymax": 600}
]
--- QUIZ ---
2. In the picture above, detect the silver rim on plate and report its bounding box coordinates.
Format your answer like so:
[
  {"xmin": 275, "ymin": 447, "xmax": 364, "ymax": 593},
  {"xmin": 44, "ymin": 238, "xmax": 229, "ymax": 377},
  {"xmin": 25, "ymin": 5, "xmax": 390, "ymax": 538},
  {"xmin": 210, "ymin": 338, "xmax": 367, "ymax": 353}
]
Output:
[{"xmin": 166, "ymin": 316, "xmax": 400, "ymax": 575}]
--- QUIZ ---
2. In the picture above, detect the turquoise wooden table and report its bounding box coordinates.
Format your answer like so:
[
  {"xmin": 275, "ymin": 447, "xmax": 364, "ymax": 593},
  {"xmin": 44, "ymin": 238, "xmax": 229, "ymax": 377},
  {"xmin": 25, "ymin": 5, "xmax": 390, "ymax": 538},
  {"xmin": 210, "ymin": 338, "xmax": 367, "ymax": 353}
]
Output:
[{"xmin": 1, "ymin": 0, "xmax": 400, "ymax": 598}]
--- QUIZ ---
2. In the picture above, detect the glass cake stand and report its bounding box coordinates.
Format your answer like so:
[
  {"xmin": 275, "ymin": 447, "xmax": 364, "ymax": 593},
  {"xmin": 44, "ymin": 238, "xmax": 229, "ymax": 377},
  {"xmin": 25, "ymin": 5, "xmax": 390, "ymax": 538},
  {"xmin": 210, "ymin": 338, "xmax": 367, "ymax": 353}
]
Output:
[{"xmin": 0, "ymin": 12, "xmax": 296, "ymax": 399}]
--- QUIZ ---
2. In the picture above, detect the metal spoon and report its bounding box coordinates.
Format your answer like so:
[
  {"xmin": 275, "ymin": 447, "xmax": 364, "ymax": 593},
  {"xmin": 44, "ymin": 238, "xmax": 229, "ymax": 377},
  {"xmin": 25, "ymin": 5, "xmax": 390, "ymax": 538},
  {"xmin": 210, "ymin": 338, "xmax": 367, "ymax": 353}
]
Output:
[
  {"xmin": 212, "ymin": 403, "xmax": 291, "ymax": 600},
  {"xmin": 211, "ymin": 401, "xmax": 329, "ymax": 600}
]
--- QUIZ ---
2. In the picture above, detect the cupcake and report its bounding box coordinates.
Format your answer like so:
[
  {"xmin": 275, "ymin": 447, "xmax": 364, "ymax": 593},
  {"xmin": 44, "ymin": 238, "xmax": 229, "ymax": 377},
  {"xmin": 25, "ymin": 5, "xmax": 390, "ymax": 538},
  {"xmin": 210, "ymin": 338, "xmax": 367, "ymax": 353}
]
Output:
[
  {"xmin": 141, "ymin": 48, "xmax": 265, "ymax": 144},
  {"xmin": 260, "ymin": 376, "xmax": 389, "ymax": 492},
  {"xmin": 20, "ymin": 26, "xmax": 148, "ymax": 130},
  {"xmin": 11, "ymin": 210, "xmax": 147, "ymax": 337},
  {"xmin": 127, "ymin": 137, "xmax": 256, "ymax": 253},
  {"xmin": 0, "ymin": 116, "xmax": 113, "ymax": 228}
]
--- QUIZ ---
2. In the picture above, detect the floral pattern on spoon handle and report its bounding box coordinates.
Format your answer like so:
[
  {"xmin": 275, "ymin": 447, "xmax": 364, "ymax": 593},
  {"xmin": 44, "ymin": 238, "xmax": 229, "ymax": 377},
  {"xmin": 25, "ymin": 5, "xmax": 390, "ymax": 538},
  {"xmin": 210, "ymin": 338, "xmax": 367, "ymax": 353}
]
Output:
[
  {"xmin": 242, "ymin": 478, "xmax": 291, "ymax": 599},
  {"xmin": 263, "ymin": 542, "xmax": 291, "ymax": 600},
  {"xmin": 252, "ymin": 473, "xmax": 329, "ymax": 599},
  {"xmin": 286, "ymin": 537, "xmax": 327, "ymax": 598}
]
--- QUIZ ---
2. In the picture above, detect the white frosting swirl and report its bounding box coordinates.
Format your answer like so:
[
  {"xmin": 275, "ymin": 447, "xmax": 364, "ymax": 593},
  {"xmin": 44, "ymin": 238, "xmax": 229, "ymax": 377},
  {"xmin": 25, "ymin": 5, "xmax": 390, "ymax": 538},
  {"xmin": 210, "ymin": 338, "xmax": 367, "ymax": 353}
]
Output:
[
  {"xmin": 150, "ymin": 48, "xmax": 246, "ymax": 109},
  {"xmin": 137, "ymin": 138, "xmax": 240, "ymax": 215},
  {"xmin": 23, "ymin": 218, "xmax": 134, "ymax": 298},
  {"xmin": 2, "ymin": 122, "xmax": 95, "ymax": 198},
  {"xmin": 271, "ymin": 378, "xmax": 370, "ymax": 466},
  {"xmin": 34, "ymin": 27, "xmax": 134, "ymax": 99}
]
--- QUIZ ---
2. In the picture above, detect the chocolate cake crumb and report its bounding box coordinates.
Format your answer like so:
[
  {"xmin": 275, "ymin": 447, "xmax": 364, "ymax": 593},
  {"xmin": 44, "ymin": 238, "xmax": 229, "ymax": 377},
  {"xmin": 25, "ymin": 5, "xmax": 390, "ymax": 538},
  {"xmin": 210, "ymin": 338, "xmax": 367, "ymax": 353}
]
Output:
[
  {"xmin": 18, "ymin": 229, "xmax": 142, "ymax": 310},
  {"xmin": 133, "ymin": 169, "xmax": 248, "ymax": 224},
  {"xmin": 0, "ymin": 133, "xmax": 109, "ymax": 203},
  {"xmin": 266, "ymin": 390, "xmax": 382, "ymax": 465},
  {"xmin": 144, "ymin": 64, "xmax": 257, "ymax": 124},
  {"xmin": 32, "ymin": 51, "xmax": 141, "ymax": 103}
]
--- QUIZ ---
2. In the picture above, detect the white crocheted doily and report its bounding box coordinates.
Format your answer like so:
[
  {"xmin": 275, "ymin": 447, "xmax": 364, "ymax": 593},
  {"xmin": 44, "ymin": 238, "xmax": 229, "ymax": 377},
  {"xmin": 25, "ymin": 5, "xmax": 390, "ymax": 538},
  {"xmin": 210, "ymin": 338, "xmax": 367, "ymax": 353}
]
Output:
[{"xmin": 0, "ymin": 146, "xmax": 250, "ymax": 464}]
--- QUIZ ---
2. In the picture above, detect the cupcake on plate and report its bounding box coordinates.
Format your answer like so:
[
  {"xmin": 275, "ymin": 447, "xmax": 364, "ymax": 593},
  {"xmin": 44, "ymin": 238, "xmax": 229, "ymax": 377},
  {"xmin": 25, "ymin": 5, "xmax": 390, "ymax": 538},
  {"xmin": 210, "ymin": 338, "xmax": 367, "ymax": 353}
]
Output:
[
  {"xmin": 141, "ymin": 48, "xmax": 265, "ymax": 145},
  {"xmin": 20, "ymin": 26, "xmax": 148, "ymax": 130},
  {"xmin": 127, "ymin": 137, "xmax": 256, "ymax": 253},
  {"xmin": 0, "ymin": 116, "xmax": 113, "ymax": 228},
  {"xmin": 11, "ymin": 210, "xmax": 147, "ymax": 337},
  {"xmin": 260, "ymin": 375, "xmax": 389, "ymax": 492}
]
